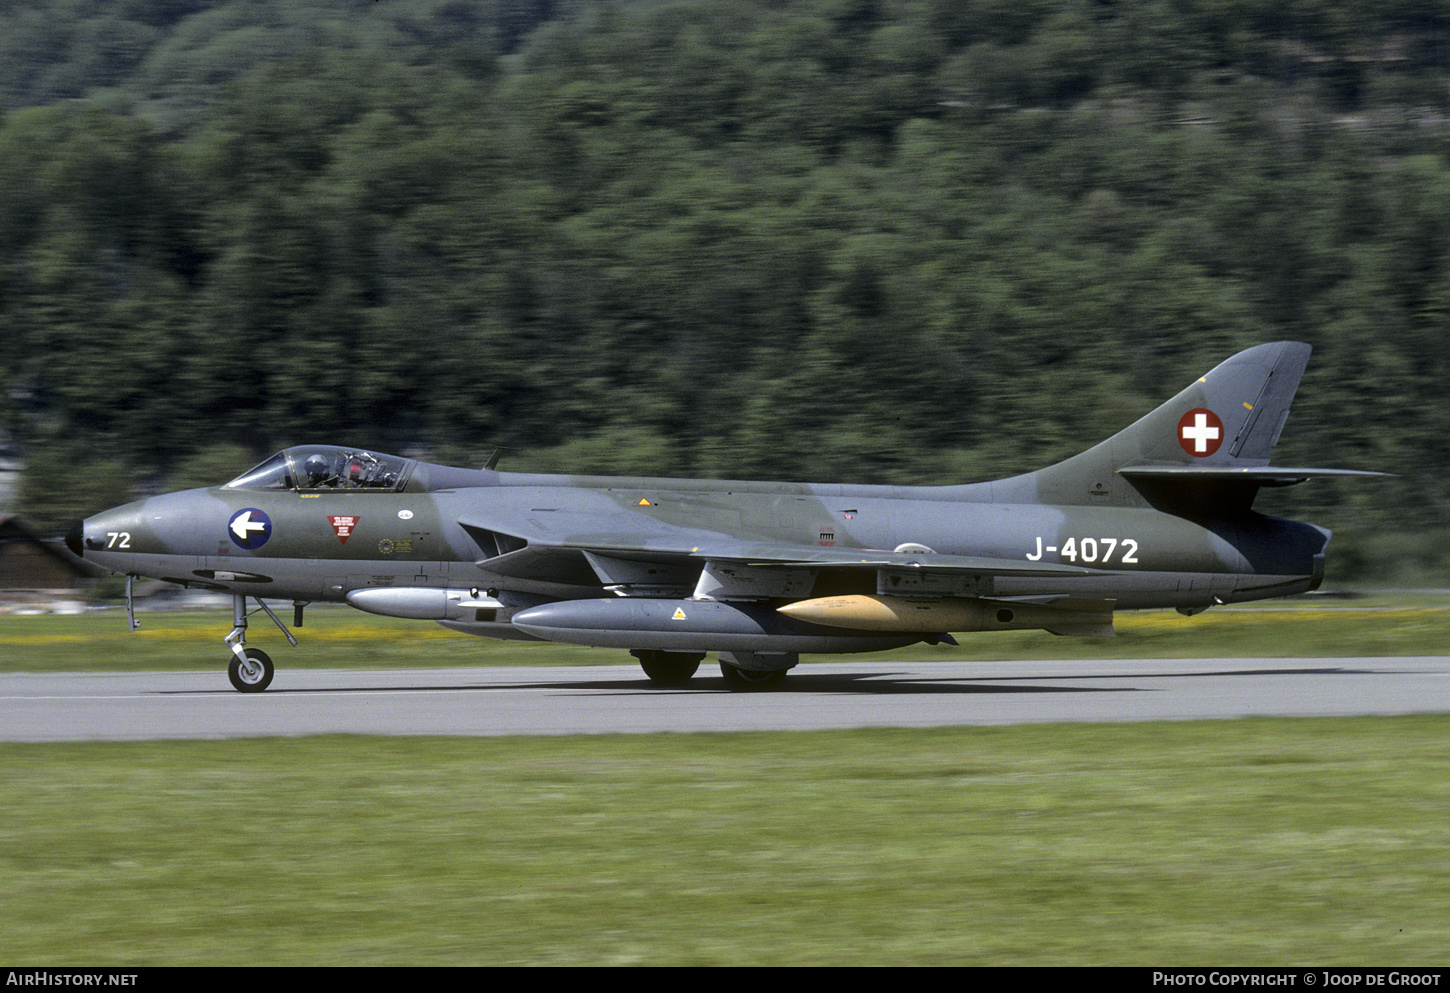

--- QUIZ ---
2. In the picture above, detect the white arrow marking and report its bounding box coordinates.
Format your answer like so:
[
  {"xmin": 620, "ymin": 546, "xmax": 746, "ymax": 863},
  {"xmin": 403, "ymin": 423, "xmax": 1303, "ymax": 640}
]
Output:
[{"xmin": 230, "ymin": 512, "xmax": 267, "ymax": 542}]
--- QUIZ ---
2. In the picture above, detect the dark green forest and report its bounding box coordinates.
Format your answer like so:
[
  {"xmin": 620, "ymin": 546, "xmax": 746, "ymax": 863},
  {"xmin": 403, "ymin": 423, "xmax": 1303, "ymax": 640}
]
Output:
[{"xmin": 4, "ymin": 0, "xmax": 1450, "ymax": 580}]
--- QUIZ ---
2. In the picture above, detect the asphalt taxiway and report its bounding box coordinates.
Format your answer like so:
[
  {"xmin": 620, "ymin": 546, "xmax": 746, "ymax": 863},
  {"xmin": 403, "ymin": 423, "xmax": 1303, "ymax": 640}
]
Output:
[{"xmin": 2, "ymin": 656, "xmax": 1447, "ymax": 741}]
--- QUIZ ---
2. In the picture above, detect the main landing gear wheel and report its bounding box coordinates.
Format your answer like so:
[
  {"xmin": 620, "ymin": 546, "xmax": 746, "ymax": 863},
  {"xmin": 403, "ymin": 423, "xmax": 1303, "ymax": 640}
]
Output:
[
  {"xmin": 228, "ymin": 649, "xmax": 274, "ymax": 693},
  {"xmin": 719, "ymin": 662, "xmax": 788, "ymax": 692},
  {"xmin": 633, "ymin": 650, "xmax": 704, "ymax": 686}
]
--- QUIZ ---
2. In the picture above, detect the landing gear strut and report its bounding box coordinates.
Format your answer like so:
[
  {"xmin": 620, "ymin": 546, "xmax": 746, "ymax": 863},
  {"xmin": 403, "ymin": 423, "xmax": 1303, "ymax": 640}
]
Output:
[{"xmin": 223, "ymin": 594, "xmax": 301, "ymax": 693}]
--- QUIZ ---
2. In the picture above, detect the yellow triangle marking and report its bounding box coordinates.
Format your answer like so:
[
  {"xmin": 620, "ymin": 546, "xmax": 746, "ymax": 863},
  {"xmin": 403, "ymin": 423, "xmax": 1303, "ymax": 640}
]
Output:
[
  {"xmin": 672, "ymin": 608, "xmax": 687, "ymax": 620},
  {"xmin": 638, "ymin": 498, "xmax": 652, "ymax": 506}
]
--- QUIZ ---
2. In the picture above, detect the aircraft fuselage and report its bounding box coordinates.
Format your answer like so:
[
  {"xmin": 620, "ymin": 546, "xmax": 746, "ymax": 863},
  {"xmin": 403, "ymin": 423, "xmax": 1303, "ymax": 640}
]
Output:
[
  {"xmin": 66, "ymin": 342, "xmax": 1382, "ymax": 692},
  {"xmin": 76, "ymin": 469, "xmax": 1327, "ymax": 613}
]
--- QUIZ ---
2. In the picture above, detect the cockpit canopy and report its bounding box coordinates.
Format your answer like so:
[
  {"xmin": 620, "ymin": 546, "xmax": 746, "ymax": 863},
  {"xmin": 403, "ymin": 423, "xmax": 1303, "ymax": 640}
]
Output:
[{"xmin": 226, "ymin": 447, "xmax": 416, "ymax": 492}]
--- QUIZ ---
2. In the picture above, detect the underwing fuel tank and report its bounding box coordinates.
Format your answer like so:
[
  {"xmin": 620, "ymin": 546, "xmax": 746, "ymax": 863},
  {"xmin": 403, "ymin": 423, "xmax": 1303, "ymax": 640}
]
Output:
[
  {"xmin": 346, "ymin": 587, "xmax": 504, "ymax": 621},
  {"xmin": 510, "ymin": 598, "xmax": 921, "ymax": 653},
  {"xmin": 776, "ymin": 594, "xmax": 1117, "ymax": 637}
]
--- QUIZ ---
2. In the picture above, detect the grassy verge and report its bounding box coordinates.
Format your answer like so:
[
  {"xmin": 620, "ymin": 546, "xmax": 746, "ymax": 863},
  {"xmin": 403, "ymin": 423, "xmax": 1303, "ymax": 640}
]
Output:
[
  {"xmin": 2, "ymin": 718, "xmax": 1447, "ymax": 965},
  {"xmin": 1, "ymin": 591, "xmax": 1446, "ymax": 673}
]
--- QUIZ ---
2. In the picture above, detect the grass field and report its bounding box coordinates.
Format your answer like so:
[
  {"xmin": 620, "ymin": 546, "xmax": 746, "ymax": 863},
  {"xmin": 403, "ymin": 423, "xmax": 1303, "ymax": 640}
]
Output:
[
  {"xmin": 2, "ymin": 595, "xmax": 1447, "ymax": 965},
  {"xmin": 2, "ymin": 719, "xmax": 1448, "ymax": 966}
]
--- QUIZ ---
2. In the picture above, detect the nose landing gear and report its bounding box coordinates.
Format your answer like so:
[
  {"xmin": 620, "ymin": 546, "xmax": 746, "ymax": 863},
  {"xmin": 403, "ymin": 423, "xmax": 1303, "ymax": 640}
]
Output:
[{"xmin": 224, "ymin": 594, "xmax": 300, "ymax": 693}]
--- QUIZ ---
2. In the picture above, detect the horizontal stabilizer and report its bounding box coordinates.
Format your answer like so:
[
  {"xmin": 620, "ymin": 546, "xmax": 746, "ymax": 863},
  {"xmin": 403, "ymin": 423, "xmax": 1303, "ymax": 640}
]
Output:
[{"xmin": 1120, "ymin": 465, "xmax": 1393, "ymax": 486}]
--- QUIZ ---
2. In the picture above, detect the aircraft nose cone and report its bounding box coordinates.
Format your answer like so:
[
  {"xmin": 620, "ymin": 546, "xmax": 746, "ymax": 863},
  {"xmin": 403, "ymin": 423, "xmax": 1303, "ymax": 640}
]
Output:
[{"xmin": 65, "ymin": 520, "xmax": 85, "ymax": 558}]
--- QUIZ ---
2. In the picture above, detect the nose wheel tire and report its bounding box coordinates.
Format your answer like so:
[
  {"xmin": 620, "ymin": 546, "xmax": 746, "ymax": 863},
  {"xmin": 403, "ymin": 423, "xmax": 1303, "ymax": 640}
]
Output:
[{"xmin": 228, "ymin": 649, "xmax": 275, "ymax": 693}]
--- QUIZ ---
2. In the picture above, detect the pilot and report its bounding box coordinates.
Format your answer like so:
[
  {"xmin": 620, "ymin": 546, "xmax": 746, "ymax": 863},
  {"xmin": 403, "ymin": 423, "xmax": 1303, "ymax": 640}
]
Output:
[{"xmin": 303, "ymin": 454, "xmax": 335, "ymax": 488}]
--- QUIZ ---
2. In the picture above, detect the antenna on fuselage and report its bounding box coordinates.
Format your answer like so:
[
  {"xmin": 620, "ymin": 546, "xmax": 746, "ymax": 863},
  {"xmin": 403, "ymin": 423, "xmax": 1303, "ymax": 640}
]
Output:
[{"xmin": 483, "ymin": 447, "xmax": 508, "ymax": 470}]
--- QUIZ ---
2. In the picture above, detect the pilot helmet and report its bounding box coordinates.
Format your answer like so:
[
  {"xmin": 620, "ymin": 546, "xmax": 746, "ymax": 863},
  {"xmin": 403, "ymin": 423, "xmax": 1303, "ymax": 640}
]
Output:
[{"xmin": 303, "ymin": 454, "xmax": 331, "ymax": 485}]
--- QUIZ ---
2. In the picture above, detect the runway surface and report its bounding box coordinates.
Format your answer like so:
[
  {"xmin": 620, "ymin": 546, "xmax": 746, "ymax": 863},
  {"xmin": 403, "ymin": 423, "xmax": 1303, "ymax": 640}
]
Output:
[{"xmin": 3, "ymin": 656, "xmax": 1448, "ymax": 741}]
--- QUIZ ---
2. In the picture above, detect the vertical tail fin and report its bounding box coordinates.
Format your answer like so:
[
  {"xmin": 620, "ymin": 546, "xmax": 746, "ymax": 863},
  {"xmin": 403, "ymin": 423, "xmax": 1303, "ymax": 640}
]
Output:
[{"xmin": 1030, "ymin": 342, "xmax": 1313, "ymax": 510}]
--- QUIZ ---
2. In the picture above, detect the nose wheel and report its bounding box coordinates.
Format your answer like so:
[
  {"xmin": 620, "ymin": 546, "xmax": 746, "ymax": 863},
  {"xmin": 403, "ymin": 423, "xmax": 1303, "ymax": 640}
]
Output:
[{"xmin": 228, "ymin": 649, "xmax": 275, "ymax": 693}]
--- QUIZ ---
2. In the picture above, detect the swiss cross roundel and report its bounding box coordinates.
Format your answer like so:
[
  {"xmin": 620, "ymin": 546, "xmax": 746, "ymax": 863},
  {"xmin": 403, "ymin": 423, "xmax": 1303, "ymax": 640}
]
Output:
[{"xmin": 1177, "ymin": 408, "xmax": 1225, "ymax": 457}]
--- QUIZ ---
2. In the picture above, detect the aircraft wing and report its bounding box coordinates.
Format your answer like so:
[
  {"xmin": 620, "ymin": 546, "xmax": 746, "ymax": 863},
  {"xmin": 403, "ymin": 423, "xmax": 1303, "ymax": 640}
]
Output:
[
  {"xmin": 683, "ymin": 542, "xmax": 1100, "ymax": 577},
  {"xmin": 458, "ymin": 508, "xmax": 1102, "ymax": 598}
]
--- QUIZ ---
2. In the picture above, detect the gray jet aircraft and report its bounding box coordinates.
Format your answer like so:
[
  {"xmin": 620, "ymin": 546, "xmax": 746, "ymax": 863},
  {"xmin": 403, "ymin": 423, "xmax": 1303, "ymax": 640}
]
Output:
[{"xmin": 67, "ymin": 341, "xmax": 1384, "ymax": 692}]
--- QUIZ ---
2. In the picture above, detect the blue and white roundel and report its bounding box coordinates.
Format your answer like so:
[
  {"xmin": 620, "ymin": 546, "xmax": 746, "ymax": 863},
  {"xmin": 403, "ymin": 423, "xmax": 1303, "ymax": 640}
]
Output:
[{"xmin": 228, "ymin": 508, "xmax": 273, "ymax": 549}]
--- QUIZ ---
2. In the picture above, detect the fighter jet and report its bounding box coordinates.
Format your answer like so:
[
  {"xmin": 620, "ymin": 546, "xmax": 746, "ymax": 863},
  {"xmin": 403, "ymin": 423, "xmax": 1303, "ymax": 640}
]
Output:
[{"xmin": 67, "ymin": 341, "xmax": 1384, "ymax": 692}]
